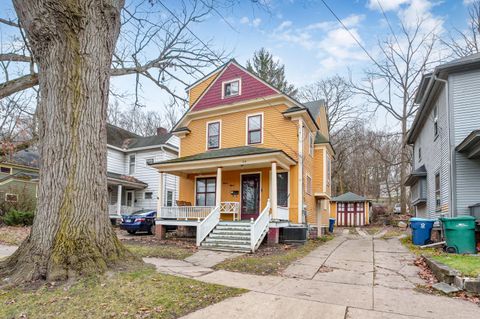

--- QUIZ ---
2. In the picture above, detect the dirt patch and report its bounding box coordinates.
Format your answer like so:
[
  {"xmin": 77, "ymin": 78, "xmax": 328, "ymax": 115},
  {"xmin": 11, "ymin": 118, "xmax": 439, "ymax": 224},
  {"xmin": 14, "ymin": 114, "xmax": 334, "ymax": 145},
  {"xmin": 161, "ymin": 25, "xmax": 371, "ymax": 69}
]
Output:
[{"xmin": 0, "ymin": 226, "xmax": 30, "ymax": 246}]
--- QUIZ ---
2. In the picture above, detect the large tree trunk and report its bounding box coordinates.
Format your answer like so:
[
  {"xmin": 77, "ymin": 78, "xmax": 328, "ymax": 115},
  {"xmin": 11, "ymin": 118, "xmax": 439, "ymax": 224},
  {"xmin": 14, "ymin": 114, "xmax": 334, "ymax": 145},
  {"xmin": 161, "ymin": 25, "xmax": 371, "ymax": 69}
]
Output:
[{"xmin": 0, "ymin": 0, "xmax": 138, "ymax": 284}]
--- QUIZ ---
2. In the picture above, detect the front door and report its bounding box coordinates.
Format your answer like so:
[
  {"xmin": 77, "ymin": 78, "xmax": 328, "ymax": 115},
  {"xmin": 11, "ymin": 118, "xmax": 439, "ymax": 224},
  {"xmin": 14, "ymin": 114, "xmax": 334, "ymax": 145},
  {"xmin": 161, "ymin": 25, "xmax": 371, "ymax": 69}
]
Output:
[
  {"xmin": 126, "ymin": 191, "xmax": 134, "ymax": 207},
  {"xmin": 241, "ymin": 173, "xmax": 261, "ymax": 220}
]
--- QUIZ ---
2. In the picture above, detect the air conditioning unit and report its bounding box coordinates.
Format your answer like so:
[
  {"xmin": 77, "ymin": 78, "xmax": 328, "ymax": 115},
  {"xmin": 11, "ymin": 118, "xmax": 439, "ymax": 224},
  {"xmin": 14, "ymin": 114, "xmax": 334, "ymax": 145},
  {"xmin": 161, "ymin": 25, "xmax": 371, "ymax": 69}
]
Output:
[{"xmin": 279, "ymin": 226, "xmax": 307, "ymax": 243}]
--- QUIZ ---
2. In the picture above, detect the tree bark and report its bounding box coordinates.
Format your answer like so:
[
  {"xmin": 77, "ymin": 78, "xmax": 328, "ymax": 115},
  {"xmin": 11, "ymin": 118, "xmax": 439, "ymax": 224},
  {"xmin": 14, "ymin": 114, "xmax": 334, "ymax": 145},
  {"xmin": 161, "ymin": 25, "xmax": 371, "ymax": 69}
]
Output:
[{"xmin": 0, "ymin": 0, "xmax": 139, "ymax": 284}]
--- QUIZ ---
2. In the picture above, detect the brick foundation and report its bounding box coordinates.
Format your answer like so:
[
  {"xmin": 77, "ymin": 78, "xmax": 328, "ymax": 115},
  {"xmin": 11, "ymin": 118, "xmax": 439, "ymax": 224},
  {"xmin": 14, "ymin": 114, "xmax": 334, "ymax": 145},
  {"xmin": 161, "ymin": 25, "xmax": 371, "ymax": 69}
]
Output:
[
  {"xmin": 154, "ymin": 224, "xmax": 166, "ymax": 239},
  {"xmin": 176, "ymin": 226, "xmax": 196, "ymax": 238}
]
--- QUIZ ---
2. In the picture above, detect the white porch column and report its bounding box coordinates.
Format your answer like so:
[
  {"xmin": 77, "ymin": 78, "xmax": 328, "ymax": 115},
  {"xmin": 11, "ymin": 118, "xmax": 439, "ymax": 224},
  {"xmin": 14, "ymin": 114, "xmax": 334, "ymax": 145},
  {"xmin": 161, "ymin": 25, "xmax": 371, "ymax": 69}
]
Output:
[
  {"xmin": 271, "ymin": 162, "xmax": 278, "ymax": 220},
  {"xmin": 116, "ymin": 184, "xmax": 122, "ymax": 216},
  {"xmin": 157, "ymin": 172, "xmax": 164, "ymax": 217},
  {"xmin": 216, "ymin": 167, "xmax": 222, "ymax": 207}
]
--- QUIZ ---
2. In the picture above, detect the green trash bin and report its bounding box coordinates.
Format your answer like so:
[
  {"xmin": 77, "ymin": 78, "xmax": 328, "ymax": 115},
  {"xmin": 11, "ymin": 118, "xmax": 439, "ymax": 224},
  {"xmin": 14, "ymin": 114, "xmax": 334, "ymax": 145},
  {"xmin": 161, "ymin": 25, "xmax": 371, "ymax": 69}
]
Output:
[{"xmin": 440, "ymin": 216, "xmax": 477, "ymax": 254}]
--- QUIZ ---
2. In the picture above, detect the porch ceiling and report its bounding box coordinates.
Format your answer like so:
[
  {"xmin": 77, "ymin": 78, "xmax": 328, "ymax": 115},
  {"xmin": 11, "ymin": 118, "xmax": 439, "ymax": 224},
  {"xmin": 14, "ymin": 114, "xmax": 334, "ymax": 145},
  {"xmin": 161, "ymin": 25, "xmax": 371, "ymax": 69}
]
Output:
[
  {"xmin": 151, "ymin": 146, "xmax": 296, "ymax": 175},
  {"xmin": 456, "ymin": 130, "xmax": 480, "ymax": 159}
]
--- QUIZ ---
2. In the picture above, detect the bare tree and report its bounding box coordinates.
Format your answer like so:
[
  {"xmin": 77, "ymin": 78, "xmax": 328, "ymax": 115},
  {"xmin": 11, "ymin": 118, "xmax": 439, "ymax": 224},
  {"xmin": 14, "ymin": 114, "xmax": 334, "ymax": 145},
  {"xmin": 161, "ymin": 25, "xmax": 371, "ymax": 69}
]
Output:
[
  {"xmin": 0, "ymin": 0, "xmax": 233, "ymax": 284},
  {"xmin": 443, "ymin": 0, "xmax": 480, "ymax": 58},
  {"xmin": 298, "ymin": 75, "xmax": 357, "ymax": 135},
  {"xmin": 350, "ymin": 19, "xmax": 438, "ymax": 215}
]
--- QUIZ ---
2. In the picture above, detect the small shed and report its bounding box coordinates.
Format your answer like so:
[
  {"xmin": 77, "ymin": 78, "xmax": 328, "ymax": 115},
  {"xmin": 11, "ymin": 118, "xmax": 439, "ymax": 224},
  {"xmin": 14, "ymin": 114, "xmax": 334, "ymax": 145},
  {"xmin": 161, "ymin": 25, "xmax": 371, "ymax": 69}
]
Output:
[{"xmin": 330, "ymin": 192, "xmax": 370, "ymax": 227}]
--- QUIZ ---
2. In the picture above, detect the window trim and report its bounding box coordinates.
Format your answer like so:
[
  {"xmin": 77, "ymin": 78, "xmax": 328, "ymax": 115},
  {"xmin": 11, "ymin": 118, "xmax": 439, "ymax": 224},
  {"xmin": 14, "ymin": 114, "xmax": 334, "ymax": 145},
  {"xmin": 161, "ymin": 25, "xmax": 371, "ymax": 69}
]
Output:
[
  {"xmin": 222, "ymin": 78, "xmax": 242, "ymax": 99},
  {"xmin": 194, "ymin": 176, "xmax": 217, "ymax": 207},
  {"xmin": 433, "ymin": 105, "xmax": 439, "ymax": 139},
  {"xmin": 166, "ymin": 190, "xmax": 174, "ymax": 207},
  {"xmin": 435, "ymin": 172, "xmax": 441, "ymax": 211},
  {"xmin": 246, "ymin": 112, "xmax": 264, "ymax": 145},
  {"xmin": 309, "ymin": 132, "xmax": 314, "ymax": 156},
  {"xmin": 326, "ymin": 155, "xmax": 331, "ymax": 187},
  {"xmin": 275, "ymin": 170, "xmax": 290, "ymax": 208},
  {"xmin": 5, "ymin": 193, "xmax": 18, "ymax": 203},
  {"xmin": 145, "ymin": 157, "xmax": 154, "ymax": 166},
  {"xmin": 144, "ymin": 191, "xmax": 153, "ymax": 200},
  {"xmin": 128, "ymin": 154, "xmax": 136, "ymax": 175},
  {"xmin": 206, "ymin": 120, "xmax": 221, "ymax": 150},
  {"xmin": 0, "ymin": 166, "xmax": 12, "ymax": 174},
  {"xmin": 306, "ymin": 174, "xmax": 312, "ymax": 195}
]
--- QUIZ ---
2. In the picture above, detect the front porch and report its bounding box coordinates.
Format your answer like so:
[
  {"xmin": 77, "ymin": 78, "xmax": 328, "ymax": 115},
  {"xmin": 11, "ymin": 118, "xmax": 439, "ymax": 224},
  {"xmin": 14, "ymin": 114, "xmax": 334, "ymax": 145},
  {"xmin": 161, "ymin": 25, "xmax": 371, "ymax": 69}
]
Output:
[{"xmin": 107, "ymin": 172, "xmax": 148, "ymax": 219}]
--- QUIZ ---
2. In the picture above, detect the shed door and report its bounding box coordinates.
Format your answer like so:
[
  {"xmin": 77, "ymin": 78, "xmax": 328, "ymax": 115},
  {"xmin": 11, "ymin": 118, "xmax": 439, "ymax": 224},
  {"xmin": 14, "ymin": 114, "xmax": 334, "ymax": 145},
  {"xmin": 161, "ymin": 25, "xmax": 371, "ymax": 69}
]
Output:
[{"xmin": 337, "ymin": 202, "xmax": 365, "ymax": 227}]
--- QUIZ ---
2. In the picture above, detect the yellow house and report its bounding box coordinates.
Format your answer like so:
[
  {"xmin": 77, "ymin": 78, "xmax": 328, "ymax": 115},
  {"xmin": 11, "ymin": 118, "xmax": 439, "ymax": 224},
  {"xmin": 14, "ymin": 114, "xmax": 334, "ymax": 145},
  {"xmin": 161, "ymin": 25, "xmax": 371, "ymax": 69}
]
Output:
[{"xmin": 151, "ymin": 60, "xmax": 334, "ymax": 252}]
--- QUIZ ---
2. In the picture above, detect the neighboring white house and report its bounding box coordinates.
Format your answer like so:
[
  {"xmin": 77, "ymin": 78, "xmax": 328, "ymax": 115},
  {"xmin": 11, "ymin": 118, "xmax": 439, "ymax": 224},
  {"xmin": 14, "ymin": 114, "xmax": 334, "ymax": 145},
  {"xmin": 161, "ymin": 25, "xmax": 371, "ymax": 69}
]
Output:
[
  {"xmin": 106, "ymin": 124, "xmax": 179, "ymax": 218},
  {"xmin": 406, "ymin": 53, "xmax": 480, "ymax": 220}
]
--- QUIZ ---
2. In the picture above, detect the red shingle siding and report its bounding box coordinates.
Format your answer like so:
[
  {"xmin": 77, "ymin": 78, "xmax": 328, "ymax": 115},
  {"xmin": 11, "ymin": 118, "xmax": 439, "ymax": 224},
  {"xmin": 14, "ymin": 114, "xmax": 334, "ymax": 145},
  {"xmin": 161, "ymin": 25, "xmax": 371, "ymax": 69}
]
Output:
[{"xmin": 191, "ymin": 63, "xmax": 277, "ymax": 112}]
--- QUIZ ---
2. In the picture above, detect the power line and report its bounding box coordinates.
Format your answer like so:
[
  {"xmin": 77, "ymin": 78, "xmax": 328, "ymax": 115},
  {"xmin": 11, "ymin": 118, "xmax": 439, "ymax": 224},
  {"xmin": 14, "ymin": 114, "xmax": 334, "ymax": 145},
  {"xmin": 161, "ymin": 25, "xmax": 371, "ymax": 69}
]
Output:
[{"xmin": 376, "ymin": 0, "xmax": 404, "ymax": 56}]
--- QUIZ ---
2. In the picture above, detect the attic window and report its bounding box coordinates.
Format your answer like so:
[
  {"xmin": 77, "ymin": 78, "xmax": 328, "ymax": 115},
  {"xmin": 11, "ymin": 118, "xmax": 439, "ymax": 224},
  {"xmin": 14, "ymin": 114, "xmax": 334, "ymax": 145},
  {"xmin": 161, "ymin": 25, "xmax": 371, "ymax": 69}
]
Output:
[
  {"xmin": 0, "ymin": 166, "xmax": 11, "ymax": 174},
  {"xmin": 223, "ymin": 79, "xmax": 240, "ymax": 98}
]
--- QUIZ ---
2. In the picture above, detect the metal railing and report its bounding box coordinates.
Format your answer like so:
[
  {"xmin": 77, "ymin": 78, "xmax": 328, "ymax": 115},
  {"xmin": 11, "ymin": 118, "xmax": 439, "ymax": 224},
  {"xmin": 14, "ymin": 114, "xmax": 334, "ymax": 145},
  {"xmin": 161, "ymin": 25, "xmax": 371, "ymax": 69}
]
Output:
[
  {"xmin": 250, "ymin": 199, "xmax": 271, "ymax": 252},
  {"xmin": 196, "ymin": 205, "xmax": 220, "ymax": 246},
  {"xmin": 158, "ymin": 206, "xmax": 214, "ymax": 220},
  {"xmin": 219, "ymin": 201, "xmax": 240, "ymax": 220}
]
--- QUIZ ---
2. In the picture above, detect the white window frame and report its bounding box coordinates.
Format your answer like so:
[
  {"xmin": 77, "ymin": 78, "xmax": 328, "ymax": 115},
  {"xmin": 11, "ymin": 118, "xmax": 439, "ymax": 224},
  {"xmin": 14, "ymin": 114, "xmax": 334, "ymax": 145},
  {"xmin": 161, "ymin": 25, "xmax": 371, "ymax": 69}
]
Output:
[
  {"xmin": 166, "ymin": 189, "xmax": 174, "ymax": 207},
  {"xmin": 275, "ymin": 170, "xmax": 290, "ymax": 208},
  {"xmin": 145, "ymin": 157, "xmax": 154, "ymax": 166},
  {"xmin": 128, "ymin": 154, "xmax": 136, "ymax": 175},
  {"xmin": 435, "ymin": 172, "xmax": 441, "ymax": 211},
  {"xmin": 144, "ymin": 191, "xmax": 153, "ymax": 200},
  {"xmin": 433, "ymin": 105, "xmax": 439, "ymax": 138},
  {"xmin": 306, "ymin": 174, "xmax": 312, "ymax": 195},
  {"xmin": 206, "ymin": 120, "xmax": 221, "ymax": 150},
  {"xmin": 326, "ymin": 155, "xmax": 331, "ymax": 187},
  {"xmin": 0, "ymin": 166, "xmax": 12, "ymax": 174},
  {"xmin": 222, "ymin": 78, "xmax": 241, "ymax": 99},
  {"xmin": 246, "ymin": 112, "xmax": 264, "ymax": 145}
]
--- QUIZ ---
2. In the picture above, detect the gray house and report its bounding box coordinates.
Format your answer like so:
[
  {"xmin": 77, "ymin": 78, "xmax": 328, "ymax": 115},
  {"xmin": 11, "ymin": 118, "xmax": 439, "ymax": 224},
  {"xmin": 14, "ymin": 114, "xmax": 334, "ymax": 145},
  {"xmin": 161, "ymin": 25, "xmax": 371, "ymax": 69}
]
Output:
[{"xmin": 406, "ymin": 53, "xmax": 480, "ymax": 220}]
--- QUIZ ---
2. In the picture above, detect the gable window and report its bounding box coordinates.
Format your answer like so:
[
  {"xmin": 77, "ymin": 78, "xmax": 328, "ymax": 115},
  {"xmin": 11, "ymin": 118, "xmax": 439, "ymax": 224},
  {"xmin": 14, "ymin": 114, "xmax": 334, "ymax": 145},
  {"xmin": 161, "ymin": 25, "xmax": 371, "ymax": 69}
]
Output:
[
  {"xmin": 166, "ymin": 190, "xmax": 173, "ymax": 207},
  {"xmin": 207, "ymin": 121, "xmax": 220, "ymax": 149},
  {"xmin": 309, "ymin": 133, "xmax": 314, "ymax": 156},
  {"xmin": 145, "ymin": 158, "xmax": 154, "ymax": 165},
  {"xmin": 247, "ymin": 114, "xmax": 262, "ymax": 144},
  {"xmin": 223, "ymin": 79, "xmax": 240, "ymax": 98},
  {"xmin": 277, "ymin": 172, "xmax": 289, "ymax": 207},
  {"xmin": 433, "ymin": 105, "xmax": 439, "ymax": 138},
  {"xmin": 435, "ymin": 173, "xmax": 441, "ymax": 210},
  {"xmin": 0, "ymin": 166, "xmax": 11, "ymax": 174},
  {"xmin": 144, "ymin": 192, "xmax": 153, "ymax": 200},
  {"xmin": 418, "ymin": 147, "xmax": 422, "ymax": 162},
  {"xmin": 306, "ymin": 175, "xmax": 312, "ymax": 195},
  {"xmin": 196, "ymin": 177, "xmax": 216, "ymax": 206},
  {"xmin": 129, "ymin": 154, "xmax": 136, "ymax": 175},
  {"xmin": 5, "ymin": 193, "xmax": 18, "ymax": 202}
]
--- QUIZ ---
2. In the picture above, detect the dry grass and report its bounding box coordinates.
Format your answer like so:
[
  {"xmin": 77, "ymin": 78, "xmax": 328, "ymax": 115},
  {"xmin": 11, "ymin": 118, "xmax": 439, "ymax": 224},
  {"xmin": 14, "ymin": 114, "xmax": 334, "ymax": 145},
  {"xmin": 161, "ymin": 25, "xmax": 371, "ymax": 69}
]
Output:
[
  {"xmin": 0, "ymin": 266, "xmax": 245, "ymax": 319},
  {"xmin": 125, "ymin": 242, "xmax": 195, "ymax": 259},
  {"xmin": 0, "ymin": 226, "xmax": 30, "ymax": 246}
]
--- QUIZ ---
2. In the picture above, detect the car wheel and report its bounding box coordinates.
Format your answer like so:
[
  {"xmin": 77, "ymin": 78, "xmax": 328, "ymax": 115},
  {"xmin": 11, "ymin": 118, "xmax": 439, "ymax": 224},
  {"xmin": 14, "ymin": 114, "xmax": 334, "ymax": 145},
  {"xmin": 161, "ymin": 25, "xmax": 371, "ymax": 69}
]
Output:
[
  {"xmin": 147, "ymin": 225, "xmax": 153, "ymax": 235},
  {"xmin": 127, "ymin": 230, "xmax": 136, "ymax": 235}
]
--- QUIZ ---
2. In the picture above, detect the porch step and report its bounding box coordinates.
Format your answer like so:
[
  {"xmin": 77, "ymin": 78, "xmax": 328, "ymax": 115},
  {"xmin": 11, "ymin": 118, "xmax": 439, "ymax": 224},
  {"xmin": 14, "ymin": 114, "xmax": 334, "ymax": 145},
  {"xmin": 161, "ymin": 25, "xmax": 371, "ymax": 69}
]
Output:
[
  {"xmin": 201, "ymin": 242, "xmax": 251, "ymax": 252},
  {"xmin": 212, "ymin": 229, "xmax": 250, "ymax": 235},
  {"xmin": 200, "ymin": 221, "xmax": 254, "ymax": 253},
  {"xmin": 199, "ymin": 245, "xmax": 251, "ymax": 253},
  {"xmin": 215, "ymin": 225, "xmax": 251, "ymax": 231},
  {"xmin": 204, "ymin": 237, "xmax": 251, "ymax": 245},
  {"xmin": 208, "ymin": 233, "xmax": 251, "ymax": 240}
]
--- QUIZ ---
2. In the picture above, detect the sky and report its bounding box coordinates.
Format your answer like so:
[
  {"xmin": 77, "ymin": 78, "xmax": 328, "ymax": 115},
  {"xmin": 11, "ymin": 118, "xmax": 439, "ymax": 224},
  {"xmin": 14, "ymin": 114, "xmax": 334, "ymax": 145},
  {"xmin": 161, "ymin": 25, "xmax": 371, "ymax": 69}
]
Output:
[{"xmin": 0, "ymin": 0, "xmax": 475, "ymax": 131}]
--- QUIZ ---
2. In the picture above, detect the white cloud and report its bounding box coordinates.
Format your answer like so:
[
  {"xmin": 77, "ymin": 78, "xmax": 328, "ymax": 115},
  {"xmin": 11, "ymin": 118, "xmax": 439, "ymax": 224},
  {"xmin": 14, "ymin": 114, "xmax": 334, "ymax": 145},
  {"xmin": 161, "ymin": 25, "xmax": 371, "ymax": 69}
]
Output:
[
  {"xmin": 252, "ymin": 18, "xmax": 262, "ymax": 27},
  {"xmin": 463, "ymin": 0, "xmax": 475, "ymax": 5},
  {"xmin": 240, "ymin": 16, "xmax": 261, "ymax": 28},
  {"xmin": 240, "ymin": 16, "xmax": 250, "ymax": 24},
  {"xmin": 367, "ymin": 0, "xmax": 410, "ymax": 11}
]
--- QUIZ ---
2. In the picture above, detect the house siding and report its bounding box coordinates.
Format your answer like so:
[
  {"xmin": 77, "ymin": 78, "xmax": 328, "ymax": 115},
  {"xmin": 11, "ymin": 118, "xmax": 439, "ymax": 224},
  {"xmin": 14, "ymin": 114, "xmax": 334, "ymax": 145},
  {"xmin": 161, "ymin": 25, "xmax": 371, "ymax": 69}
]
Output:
[
  {"xmin": 451, "ymin": 70, "xmax": 480, "ymax": 216},
  {"xmin": 189, "ymin": 72, "xmax": 220, "ymax": 106},
  {"xmin": 412, "ymin": 87, "xmax": 450, "ymax": 219},
  {"xmin": 107, "ymin": 148, "xmax": 124, "ymax": 174}
]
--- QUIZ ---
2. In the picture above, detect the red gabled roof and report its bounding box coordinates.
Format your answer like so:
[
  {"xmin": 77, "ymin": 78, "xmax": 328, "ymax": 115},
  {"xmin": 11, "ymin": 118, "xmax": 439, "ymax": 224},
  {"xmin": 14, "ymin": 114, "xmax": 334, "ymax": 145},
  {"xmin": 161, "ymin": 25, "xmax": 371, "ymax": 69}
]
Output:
[{"xmin": 190, "ymin": 61, "xmax": 278, "ymax": 112}]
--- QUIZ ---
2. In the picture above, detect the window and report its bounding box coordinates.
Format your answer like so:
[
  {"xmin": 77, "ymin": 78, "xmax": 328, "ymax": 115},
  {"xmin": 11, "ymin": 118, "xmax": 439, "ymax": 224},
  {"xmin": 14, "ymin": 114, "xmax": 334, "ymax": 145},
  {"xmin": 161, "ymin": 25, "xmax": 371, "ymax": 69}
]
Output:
[
  {"xmin": 129, "ymin": 154, "xmax": 136, "ymax": 175},
  {"xmin": 309, "ymin": 133, "xmax": 314, "ymax": 156},
  {"xmin": 418, "ymin": 147, "xmax": 422, "ymax": 161},
  {"xmin": 338, "ymin": 203, "xmax": 345, "ymax": 211},
  {"xmin": 247, "ymin": 114, "xmax": 262, "ymax": 144},
  {"xmin": 306, "ymin": 175, "xmax": 312, "ymax": 195},
  {"xmin": 435, "ymin": 173, "xmax": 441, "ymax": 210},
  {"xmin": 347, "ymin": 203, "xmax": 354, "ymax": 211},
  {"xmin": 0, "ymin": 166, "xmax": 11, "ymax": 174},
  {"xmin": 223, "ymin": 79, "xmax": 240, "ymax": 98},
  {"xmin": 144, "ymin": 192, "xmax": 153, "ymax": 200},
  {"xmin": 5, "ymin": 193, "xmax": 18, "ymax": 202},
  {"xmin": 326, "ymin": 156, "xmax": 331, "ymax": 186},
  {"xmin": 207, "ymin": 121, "xmax": 220, "ymax": 149},
  {"xmin": 357, "ymin": 203, "xmax": 364, "ymax": 211},
  {"xmin": 433, "ymin": 105, "xmax": 439, "ymax": 138},
  {"xmin": 196, "ymin": 177, "xmax": 216, "ymax": 206},
  {"xmin": 145, "ymin": 158, "xmax": 154, "ymax": 165},
  {"xmin": 166, "ymin": 190, "xmax": 173, "ymax": 207},
  {"xmin": 277, "ymin": 172, "xmax": 289, "ymax": 207}
]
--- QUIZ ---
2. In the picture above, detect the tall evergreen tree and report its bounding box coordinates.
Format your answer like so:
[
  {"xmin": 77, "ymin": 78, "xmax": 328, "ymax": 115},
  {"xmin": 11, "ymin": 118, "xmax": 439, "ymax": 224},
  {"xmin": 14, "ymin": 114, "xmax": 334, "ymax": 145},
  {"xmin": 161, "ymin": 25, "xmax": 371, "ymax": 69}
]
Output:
[{"xmin": 246, "ymin": 48, "xmax": 297, "ymax": 96}]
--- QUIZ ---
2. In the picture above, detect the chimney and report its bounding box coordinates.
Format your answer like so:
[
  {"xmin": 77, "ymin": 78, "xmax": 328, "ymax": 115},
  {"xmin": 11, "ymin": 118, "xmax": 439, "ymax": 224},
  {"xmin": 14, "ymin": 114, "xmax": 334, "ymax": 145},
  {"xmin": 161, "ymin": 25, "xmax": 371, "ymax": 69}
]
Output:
[{"xmin": 157, "ymin": 127, "xmax": 168, "ymax": 136}]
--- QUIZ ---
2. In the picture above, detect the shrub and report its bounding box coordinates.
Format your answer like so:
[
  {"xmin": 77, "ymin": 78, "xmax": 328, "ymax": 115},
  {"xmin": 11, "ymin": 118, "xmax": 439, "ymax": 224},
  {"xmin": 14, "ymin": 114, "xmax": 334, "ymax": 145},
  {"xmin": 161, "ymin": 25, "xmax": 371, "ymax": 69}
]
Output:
[{"xmin": 2, "ymin": 210, "xmax": 34, "ymax": 226}]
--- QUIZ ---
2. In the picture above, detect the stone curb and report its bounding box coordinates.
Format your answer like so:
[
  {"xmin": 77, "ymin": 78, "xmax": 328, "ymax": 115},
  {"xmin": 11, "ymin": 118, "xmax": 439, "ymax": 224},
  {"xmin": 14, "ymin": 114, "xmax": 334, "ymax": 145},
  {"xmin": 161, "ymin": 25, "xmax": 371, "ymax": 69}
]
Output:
[{"xmin": 423, "ymin": 255, "xmax": 480, "ymax": 294}]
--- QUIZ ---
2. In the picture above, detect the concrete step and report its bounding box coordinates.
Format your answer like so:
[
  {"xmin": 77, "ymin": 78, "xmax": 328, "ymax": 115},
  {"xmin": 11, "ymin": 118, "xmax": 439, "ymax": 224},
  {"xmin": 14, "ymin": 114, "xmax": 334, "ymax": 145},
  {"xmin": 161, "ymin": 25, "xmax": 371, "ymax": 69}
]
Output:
[
  {"xmin": 215, "ymin": 225, "xmax": 251, "ymax": 231},
  {"xmin": 208, "ymin": 233, "xmax": 251, "ymax": 240},
  {"xmin": 204, "ymin": 237, "xmax": 251, "ymax": 245},
  {"xmin": 212, "ymin": 230, "xmax": 251, "ymax": 236},
  {"xmin": 199, "ymin": 245, "xmax": 251, "ymax": 253},
  {"xmin": 218, "ymin": 221, "xmax": 252, "ymax": 226},
  {"xmin": 201, "ymin": 242, "xmax": 252, "ymax": 252}
]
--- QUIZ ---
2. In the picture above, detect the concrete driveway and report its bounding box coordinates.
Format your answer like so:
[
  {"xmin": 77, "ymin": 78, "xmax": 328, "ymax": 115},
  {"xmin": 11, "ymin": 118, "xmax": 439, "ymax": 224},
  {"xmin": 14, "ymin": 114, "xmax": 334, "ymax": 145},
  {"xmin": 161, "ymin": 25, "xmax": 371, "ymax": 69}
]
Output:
[{"xmin": 176, "ymin": 232, "xmax": 480, "ymax": 319}]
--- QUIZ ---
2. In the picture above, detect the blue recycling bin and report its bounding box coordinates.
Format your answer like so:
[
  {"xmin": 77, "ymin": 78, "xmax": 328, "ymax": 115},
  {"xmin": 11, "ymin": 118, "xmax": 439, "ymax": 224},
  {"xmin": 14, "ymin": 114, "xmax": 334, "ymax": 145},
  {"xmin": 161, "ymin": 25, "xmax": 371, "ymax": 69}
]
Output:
[
  {"xmin": 328, "ymin": 218, "xmax": 335, "ymax": 233},
  {"xmin": 410, "ymin": 218, "xmax": 435, "ymax": 245}
]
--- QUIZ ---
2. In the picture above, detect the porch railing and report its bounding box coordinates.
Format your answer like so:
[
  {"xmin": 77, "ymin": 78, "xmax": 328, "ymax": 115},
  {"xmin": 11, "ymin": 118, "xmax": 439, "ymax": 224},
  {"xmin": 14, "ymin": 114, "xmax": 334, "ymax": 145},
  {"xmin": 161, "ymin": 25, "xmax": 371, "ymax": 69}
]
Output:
[
  {"xmin": 158, "ymin": 206, "xmax": 214, "ymax": 220},
  {"xmin": 196, "ymin": 205, "xmax": 221, "ymax": 246},
  {"xmin": 251, "ymin": 199, "xmax": 271, "ymax": 252}
]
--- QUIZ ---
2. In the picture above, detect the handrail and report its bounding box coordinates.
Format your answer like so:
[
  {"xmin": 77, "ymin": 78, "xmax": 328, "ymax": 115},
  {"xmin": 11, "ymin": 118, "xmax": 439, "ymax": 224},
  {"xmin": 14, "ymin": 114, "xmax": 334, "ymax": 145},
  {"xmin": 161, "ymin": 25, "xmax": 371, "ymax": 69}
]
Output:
[
  {"xmin": 157, "ymin": 206, "xmax": 214, "ymax": 220},
  {"xmin": 219, "ymin": 201, "xmax": 240, "ymax": 220},
  {"xmin": 196, "ymin": 205, "xmax": 221, "ymax": 246},
  {"xmin": 250, "ymin": 199, "xmax": 271, "ymax": 252}
]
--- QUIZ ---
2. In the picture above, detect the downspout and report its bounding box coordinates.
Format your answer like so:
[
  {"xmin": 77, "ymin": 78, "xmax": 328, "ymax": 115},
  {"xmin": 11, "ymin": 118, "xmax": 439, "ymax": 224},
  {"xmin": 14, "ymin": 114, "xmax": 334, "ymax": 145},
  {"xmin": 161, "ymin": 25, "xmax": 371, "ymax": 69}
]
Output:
[
  {"xmin": 298, "ymin": 119, "xmax": 304, "ymax": 224},
  {"xmin": 433, "ymin": 75, "xmax": 455, "ymax": 217}
]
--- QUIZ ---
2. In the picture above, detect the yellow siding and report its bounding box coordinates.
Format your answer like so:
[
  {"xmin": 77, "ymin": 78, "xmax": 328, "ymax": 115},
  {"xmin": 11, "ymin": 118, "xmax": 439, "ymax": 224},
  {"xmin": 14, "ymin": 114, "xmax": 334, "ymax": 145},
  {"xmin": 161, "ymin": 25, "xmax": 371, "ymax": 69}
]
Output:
[
  {"xmin": 365, "ymin": 202, "xmax": 370, "ymax": 225},
  {"xmin": 313, "ymin": 148, "xmax": 324, "ymax": 194},
  {"xmin": 180, "ymin": 104, "xmax": 299, "ymax": 161},
  {"xmin": 188, "ymin": 71, "xmax": 220, "ymax": 107},
  {"xmin": 330, "ymin": 202, "xmax": 337, "ymax": 219},
  {"xmin": 318, "ymin": 106, "xmax": 329, "ymax": 139},
  {"xmin": 303, "ymin": 127, "xmax": 315, "ymax": 224}
]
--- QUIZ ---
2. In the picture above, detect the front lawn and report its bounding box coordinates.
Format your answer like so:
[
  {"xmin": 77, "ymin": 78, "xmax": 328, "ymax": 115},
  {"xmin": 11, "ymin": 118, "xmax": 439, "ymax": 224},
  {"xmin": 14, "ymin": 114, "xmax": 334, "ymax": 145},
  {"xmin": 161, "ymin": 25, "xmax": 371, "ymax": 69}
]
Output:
[
  {"xmin": 0, "ymin": 266, "xmax": 245, "ymax": 319},
  {"xmin": 400, "ymin": 236, "xmax": 480, "ymax": 277},
  {"xmin": 125, "ymin": 242, "xmax": 195, "ymax": 259},
  {"xmin": 214, "ymin": 236, "xmax": 333, "ymax": 276},
  {"xmin": 0, "ymin": 226, "xmax": 30, "ymax": 245}
]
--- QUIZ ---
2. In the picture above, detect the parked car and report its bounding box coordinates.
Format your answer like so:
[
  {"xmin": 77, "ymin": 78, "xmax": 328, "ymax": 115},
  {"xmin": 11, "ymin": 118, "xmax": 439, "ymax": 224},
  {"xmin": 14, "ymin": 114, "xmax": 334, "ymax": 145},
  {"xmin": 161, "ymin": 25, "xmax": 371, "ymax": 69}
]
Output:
[{"xmin": 120, "ymin": 209, "xmax": 156, "ymax": 235}]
